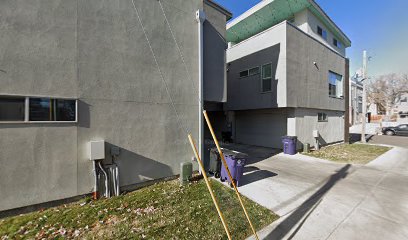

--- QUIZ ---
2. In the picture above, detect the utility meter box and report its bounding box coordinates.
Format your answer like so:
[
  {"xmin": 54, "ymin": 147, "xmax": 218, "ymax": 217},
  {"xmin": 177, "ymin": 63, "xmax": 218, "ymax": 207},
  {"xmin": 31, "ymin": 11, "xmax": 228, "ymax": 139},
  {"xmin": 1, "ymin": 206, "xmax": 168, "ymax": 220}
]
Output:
[
  {"xmin": 313, "ymin": 130, "xmax": 319, "ymax": 138},
  {"xmin": 89, "ymin": 140, "xmax": 105, "ymax": 160},
  {"xmin": 180, "ymin": 162, "xmax": 193, "ymax": 185}
]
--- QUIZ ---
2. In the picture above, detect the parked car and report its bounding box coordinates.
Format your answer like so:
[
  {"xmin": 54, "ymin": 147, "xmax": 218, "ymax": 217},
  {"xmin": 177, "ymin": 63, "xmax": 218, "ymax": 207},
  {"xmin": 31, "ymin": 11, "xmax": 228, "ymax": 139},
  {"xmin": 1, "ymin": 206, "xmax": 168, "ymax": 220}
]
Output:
[{"xmin": 382, "ymin": 124, "xmax": 408, "ymax": 136}]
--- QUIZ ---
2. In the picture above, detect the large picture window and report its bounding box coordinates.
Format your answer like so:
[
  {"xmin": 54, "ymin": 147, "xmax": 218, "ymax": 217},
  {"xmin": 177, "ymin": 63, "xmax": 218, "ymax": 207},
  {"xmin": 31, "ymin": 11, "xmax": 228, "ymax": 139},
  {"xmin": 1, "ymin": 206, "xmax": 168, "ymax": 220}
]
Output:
[
  {"xmin": 261, "ymin": 63, "xmax": 272, "ymax": 92},
  {"xmin": 328, "ymin": 71, "xmax": 343, "ymax": 98},
  {"xmin": 0, "ymin": 96, "xmax": 76, "ymax": 122}
]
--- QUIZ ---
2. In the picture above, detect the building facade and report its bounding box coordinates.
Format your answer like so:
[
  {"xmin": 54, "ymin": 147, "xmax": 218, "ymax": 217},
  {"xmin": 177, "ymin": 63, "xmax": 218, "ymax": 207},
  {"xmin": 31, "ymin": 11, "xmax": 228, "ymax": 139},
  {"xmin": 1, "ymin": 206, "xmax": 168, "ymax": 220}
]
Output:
[
  {"xmin": 214, "ymin": 0, "xmax": 351, "ymax": 149},
  {"xmin": 349, "ymin": 78, "xmax": 363, "ymax": 125},
  {"xmin": 0, "ymin": 0, "xmax": 231, "ymax": 213}
]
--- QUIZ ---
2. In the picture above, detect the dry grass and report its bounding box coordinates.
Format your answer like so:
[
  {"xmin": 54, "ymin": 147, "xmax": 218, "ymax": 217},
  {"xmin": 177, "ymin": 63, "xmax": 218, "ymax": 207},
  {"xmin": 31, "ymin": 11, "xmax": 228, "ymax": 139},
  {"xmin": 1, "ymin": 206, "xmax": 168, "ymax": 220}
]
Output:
[
  {"xmin": 303, "ymin": 143, "xmax": 391, "ymax": 164},
  {"xmin": 0, "ymin": 178, "xmax": 278, "ymax": 240}
]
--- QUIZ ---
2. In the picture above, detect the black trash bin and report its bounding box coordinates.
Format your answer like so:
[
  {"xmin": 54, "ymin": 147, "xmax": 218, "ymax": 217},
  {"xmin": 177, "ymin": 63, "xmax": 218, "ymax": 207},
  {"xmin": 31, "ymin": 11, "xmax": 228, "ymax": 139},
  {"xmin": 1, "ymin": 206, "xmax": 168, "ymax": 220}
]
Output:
[
  {"xmin": 209, "ymin": 148, "xmax": 221, "ymax": 178},
  {"xmin": 282, "ymin": 136, "xmax": 297, "ymax": 155}
]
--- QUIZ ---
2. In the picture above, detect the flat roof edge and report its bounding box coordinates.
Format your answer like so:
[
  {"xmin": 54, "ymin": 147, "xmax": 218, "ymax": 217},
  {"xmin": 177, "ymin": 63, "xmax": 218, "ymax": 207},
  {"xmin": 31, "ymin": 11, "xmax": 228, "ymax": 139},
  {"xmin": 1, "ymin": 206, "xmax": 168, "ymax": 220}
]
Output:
[{"xmin": 204, "ymin": 0, "xmax": 233, "ymax": 20}]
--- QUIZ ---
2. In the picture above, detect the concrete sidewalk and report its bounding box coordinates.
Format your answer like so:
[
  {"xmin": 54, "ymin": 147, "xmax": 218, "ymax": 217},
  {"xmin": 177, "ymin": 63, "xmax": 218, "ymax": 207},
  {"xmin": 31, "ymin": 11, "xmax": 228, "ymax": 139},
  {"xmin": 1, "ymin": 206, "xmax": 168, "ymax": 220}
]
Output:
[{"xmin": 239, "ymin": 146, "xmax": 408, "ymax": 240}]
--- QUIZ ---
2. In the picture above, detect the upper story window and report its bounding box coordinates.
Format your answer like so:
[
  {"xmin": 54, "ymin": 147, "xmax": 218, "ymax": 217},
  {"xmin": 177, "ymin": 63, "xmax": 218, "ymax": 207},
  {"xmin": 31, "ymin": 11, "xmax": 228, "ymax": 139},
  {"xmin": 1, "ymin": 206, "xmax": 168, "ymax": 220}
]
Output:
[
  {"xmin": 333, "ymin": 38, "xmax": 342, "ymax": 48},
  {"xmin": 240, "ymin": 67, "xmax": 260, "ymax": 78},
  {"xmin": 317, "ymin": 26, "xmax": 327, "ymax": 40},
  {"xmin": 328, "ymin": 71, "xmax": 343, "ymax": 98},
  {"xmin": 239, "ymin": 70, "xmax": 249, "ymax": 78},
  {"xmin": 0, "ymin": 97, "xmax": 25, "ymax": 121},
  {"xmin": 261, "ymin": 63, "xmax": 272, "ymax": 92},
  {"xmin": 0, "ymin": 96, "xmax": 77, "ymax": 122},
  {"xmin": 249, "ymin": 67, "xmax": 260, "ymax": 76},
  {"xmin": 318, "ymin": 112, "xmax": 328, "ymax": 122}
]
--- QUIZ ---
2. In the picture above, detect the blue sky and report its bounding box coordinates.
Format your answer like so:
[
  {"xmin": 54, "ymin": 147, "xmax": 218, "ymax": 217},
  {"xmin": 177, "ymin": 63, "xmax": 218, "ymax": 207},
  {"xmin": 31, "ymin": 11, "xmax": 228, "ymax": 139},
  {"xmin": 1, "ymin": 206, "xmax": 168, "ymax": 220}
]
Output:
[{"xmin": 215, "ymin": 0, "xmax": 408, "ymax": 77}]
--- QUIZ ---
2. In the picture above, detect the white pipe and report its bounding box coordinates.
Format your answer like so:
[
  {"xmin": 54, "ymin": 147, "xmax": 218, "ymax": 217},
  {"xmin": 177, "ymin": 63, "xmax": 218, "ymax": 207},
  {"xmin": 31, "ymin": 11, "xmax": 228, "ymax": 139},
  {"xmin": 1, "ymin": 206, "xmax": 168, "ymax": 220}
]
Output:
[
  {"xmin": 196, "ymin": 9, "xmax": 206, "ymax": 173},
  {"xmin": 98, "ymin": 161, "xmax": 110, "ymax": 198},
  {"xmin": 115, "ymin": 165, "xmax": 120, "ymax": 196}
]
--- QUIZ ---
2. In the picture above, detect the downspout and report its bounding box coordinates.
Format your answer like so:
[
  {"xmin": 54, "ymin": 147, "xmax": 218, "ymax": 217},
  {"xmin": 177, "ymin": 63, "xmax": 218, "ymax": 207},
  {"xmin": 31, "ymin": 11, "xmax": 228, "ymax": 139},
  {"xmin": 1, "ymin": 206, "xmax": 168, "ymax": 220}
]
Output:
[{"xmin": 196, "ymin": 9, "xmax": 206, "ymax": 171}]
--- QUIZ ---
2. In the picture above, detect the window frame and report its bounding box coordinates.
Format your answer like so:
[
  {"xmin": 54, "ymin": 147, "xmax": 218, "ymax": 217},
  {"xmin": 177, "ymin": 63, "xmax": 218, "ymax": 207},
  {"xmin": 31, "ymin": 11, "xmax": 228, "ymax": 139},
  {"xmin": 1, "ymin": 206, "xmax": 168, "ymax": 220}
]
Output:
[
  {"xmin": 318, "ymin": 113, "xmax": 328, "ymax": 122},
  {"xmin": 249, "ymin": 66, "xmax": 260, "ymax": 76},
  {"xmin": 328, "ymin": 71, "xmax": 344, "ymax": 99},
  {"xmin": 261, "ymin": 63, "xmax": 273, "ymax": 93},
  {"xmin": 0, "ymin": 95, "xmax": 78, "ymax": 124},
  {"xmin": 240, "ymin": 66, "xmax": 260, "ymax": 78},
  {"xmin": 239, "ymin": 70, "xmax": 249, "ymax": 78},
  {"xmin": 317, "ymin": 26, "xmax": 327, "ymax": 40},
  {"xmin": 333, "ymin": 38, "xmax": 342, "ymax": 48}
]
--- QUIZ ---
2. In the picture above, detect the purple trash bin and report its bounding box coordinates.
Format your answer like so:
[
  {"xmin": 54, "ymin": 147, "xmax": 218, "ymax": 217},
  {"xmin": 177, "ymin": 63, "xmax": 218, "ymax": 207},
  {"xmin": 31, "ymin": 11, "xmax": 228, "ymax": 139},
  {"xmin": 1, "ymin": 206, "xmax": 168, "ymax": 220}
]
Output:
[
  {"xmin": 220, "ymin": 151, "xmax": 246, "ymax": 187},
  {"xmin": 282, "ymin": 136, "xmax": 297, "ymax": 155}
]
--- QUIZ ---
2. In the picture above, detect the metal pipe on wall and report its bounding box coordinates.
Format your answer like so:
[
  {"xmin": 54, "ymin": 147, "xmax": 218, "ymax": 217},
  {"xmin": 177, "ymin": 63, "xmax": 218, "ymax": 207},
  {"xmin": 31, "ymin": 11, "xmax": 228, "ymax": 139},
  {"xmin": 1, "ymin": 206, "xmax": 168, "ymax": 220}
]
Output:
[
  {"xmin": 115, "ymin": 165, "xmax": 120, "ymax": 196},
  {"xmin": 196, "ymin": 9, "xmax": 206, "ymax": 172},
  {"xmin": 98, "ymin": 161, "xmax": 110, "ymax": 198}
]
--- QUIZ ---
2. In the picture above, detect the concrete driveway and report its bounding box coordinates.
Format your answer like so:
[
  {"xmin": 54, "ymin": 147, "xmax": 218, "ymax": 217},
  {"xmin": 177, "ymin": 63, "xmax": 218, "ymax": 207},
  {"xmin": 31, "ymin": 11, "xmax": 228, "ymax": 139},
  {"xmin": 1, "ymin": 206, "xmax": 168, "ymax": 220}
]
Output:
[{"xmin": 226, "ymin": 144, "xmax": 408, "ymax": 240}]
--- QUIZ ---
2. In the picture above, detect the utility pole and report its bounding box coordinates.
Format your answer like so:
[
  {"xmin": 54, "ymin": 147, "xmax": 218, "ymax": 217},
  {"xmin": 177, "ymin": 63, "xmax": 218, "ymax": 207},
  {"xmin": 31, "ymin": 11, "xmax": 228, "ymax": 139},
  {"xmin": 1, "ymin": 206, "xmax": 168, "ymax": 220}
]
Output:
[{"xmin": 361, "ymin": 50, "xmax": 368, "ymax": 143}]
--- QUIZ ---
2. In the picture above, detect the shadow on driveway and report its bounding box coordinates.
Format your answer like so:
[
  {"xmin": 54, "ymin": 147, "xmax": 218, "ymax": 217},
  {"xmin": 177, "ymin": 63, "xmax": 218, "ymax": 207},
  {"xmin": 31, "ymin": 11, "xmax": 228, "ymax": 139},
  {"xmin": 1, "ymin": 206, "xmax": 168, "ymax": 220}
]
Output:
[
  {"xmin": 264, "ymin": 164, "xmax": 352, "ymax": 239},
  {"xmin": 240, "ymin": 166, "xmax": 278, "ymax": 187}
]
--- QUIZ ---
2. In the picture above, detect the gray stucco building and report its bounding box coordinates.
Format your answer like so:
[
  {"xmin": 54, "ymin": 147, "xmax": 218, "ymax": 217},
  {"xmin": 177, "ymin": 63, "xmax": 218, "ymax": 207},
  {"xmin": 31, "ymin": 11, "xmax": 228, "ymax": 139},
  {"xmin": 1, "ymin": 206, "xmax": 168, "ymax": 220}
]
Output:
[
  {"xmin": 208, "ymin": 0, "xmax": 351, "ymax": 149},
  {"xmin": 0, "ymin": 0, "xmax": 231, "ymax": 213}
]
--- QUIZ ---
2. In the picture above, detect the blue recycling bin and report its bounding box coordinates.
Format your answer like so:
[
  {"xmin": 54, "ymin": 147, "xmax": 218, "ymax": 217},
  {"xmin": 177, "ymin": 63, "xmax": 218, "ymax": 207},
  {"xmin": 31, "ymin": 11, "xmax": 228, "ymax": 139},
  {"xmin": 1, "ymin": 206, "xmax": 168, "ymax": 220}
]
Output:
[{"xmin": 282, "ymin": 136, "xmax": 297, "ymax": 155}]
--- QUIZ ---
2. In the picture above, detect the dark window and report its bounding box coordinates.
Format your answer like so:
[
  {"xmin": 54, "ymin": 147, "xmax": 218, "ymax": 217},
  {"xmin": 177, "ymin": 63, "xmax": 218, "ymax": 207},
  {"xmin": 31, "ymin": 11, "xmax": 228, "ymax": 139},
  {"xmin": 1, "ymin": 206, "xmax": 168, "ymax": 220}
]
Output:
[
  {"xmin": 358, "ymin": 96, "xmax": 363, "ymax": 102},
  {"xmin": 317, "ymin": 26, "xmax": 323, "ymax": 35},
  {"xmin": 239, "ymin": 70, "xmax": 249, "ymax": 78},
  {"xmin": 401, "ymin": 97, "xmax": 407, "ymax": 103},
  {"xmin": 261, "ymin": 63, "xmax": 272, "ymax": 92},
  {"xmin": 0, "ymin": 97, "xmax": 25, "ymax": 121},
  {"xmin": 333, "ymin": 38, "xmax": 342, "ymax": 48},
  {"xmin": 249, "ymin": 67, "xmax": 260, "ymax": 76},
  {"xmin": 29, "ymin": 98, "xmax": 76, "ymax": 121},
  {"xmin": 317, "ymin": 26, "xmax": 327, "ymax": 40},
  {"xmin": 318, "ymin": 113, "xmax": 328, "ymax": 122}
]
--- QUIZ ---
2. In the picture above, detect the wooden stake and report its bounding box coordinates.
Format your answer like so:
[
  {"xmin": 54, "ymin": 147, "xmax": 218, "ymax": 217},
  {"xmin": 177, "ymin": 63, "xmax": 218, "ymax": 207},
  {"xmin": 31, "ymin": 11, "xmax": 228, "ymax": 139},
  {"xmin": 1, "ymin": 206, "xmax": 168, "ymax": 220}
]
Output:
[
  {"xmin": 188, "ymin": 134, "xmax": 232, "ymax": 240},
  {"xmin": 203, "ymin": 110, "xmax": 260, "ymax": 240}
]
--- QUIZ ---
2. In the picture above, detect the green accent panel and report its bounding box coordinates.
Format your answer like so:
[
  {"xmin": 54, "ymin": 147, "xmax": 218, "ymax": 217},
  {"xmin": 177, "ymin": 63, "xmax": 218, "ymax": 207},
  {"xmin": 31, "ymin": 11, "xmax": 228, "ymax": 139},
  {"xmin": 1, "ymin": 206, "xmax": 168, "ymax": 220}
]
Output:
[
  {"xmin": 227, "ymin": 0, "xmax": 351, "ymax": 47},
  {"xmin": 227, "ymin": 0, "xmax": 310, "ymax": 43}
]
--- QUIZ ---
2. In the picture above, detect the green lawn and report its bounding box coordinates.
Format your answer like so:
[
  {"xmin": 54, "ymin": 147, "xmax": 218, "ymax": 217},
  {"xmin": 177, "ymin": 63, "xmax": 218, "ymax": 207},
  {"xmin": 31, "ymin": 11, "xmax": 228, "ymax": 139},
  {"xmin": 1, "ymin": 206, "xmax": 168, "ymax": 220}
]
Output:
[
  {"xmin": 303, "ymin": 143, "xmax": 391, "ymax": 164},
  {"xmin": 0, "ymin": 178, "xmax": 278, "ymax": 239}
]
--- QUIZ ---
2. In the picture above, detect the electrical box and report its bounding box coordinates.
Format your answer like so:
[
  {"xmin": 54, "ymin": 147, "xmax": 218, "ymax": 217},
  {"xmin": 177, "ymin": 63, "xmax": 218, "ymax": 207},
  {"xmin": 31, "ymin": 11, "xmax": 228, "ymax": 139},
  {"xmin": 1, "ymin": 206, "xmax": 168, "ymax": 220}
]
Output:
[
  {"xmin": 313, "ymin": 130, "xmax": 319, "ymax": 138},
  {"xmin": 110, "ymin": 146, "xmax": 120, "ymax": 156},
  {"xmin": 89, "ymin": 140, "xmax": 105, "ymax": 161}
]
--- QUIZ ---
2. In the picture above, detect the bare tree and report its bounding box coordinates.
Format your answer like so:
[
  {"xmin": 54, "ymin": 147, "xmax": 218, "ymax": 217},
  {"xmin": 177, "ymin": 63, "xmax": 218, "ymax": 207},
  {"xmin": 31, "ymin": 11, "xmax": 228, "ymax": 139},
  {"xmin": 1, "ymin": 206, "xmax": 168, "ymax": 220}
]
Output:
[{"xmin": 367, "ymin": 73, "xmax": 408, "ymax": 115}]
